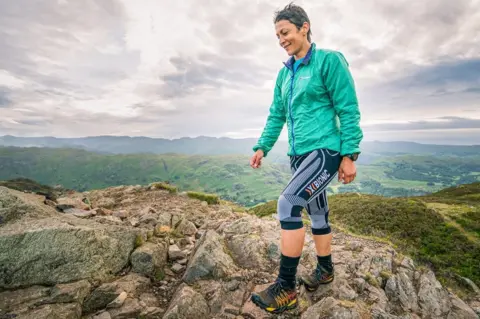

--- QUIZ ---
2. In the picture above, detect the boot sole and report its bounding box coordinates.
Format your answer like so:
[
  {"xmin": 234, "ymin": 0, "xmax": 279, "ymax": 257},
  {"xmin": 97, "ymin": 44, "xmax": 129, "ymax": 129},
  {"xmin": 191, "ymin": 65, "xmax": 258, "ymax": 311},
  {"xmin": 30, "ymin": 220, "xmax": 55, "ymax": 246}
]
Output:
[{"xmin": 251, "ymin": 294, "xmax": 298, "ymax": 314}]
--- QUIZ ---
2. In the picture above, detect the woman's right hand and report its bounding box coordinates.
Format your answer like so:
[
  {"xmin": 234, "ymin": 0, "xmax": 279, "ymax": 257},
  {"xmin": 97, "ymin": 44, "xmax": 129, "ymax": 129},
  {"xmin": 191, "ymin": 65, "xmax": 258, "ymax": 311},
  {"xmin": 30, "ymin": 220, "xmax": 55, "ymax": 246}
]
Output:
[{"xmin": 250, "ymin": 150, "xmax": 264, "ymax": 169}]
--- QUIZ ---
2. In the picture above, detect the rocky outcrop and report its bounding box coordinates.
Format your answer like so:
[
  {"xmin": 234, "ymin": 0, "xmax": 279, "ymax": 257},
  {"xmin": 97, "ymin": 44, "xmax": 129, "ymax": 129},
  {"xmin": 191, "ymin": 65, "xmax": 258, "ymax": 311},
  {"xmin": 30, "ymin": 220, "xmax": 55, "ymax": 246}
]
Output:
[
  {"xmin": 1, "ymin": 183, "xmax": 478, "ymax": 319},
  {"xmin": 0, "ymin": 188, "xmax": 142, "ymax": 289}
]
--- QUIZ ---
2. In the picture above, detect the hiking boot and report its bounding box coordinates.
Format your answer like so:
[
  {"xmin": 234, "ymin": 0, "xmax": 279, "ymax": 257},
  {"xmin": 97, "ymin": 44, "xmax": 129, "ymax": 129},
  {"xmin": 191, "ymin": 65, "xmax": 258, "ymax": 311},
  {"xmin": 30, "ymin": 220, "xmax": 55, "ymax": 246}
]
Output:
[
  {"xmin": 298, "ymin": 264, "xmax": 334, "ymax": 291},
  {"xmin": 250, "ymin": 278, "xmax": 297, "ymax": 314}
]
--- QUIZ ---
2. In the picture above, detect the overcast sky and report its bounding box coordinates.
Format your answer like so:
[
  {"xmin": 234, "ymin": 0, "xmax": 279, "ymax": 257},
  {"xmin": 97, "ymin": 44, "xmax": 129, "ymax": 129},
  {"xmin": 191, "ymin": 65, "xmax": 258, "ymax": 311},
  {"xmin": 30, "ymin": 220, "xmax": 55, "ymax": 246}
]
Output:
[{"xmin": 0, "ymin": 0, "xmax": 479, "ymax": 145}]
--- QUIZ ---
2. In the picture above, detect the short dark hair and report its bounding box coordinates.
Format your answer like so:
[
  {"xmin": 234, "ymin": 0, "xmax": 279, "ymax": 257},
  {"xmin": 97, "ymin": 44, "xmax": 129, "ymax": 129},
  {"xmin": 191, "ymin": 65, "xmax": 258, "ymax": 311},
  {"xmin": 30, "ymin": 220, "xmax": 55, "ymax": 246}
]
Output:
[{"xmin": 273, "ymin": 2, "xmax": 312, "ymax": 42}]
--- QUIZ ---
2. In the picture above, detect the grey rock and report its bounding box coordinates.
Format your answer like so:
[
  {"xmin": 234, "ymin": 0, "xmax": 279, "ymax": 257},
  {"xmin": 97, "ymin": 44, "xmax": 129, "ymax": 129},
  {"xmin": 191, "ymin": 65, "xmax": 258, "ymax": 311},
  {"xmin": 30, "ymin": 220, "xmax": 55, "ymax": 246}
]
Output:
[
  {"xmin": 0, "ymin": 187, "xmax": 52, "ymax": 223},
  {"xmin": 0, "ymin": 215, "xmax": 139, "ymax": 289},
  {"xmin": 168, "ymin": 244, "xmax": 186, "ymax": 261},
  {"xmin": 178, "ymin": 258, "xmax": 188, "ymax": 265},
  {"xmin": 139, "ymin": 292, "xmax": 159, "ymax": 307},
  {"xmin": 175, "ymin": 219, "xmax": 197, "ymax": 236},
  {"xmin": 56, "ymin": 197, "xmax": 90, "ymax": 210},
  {"xmin": 49, "ymin": 280, "xmax": 92, "ymax": 304},
  {"xmin": 163, "ymin": 284, "xmax": 209, "ymax": 319},
  {"xmin": 225, "ymin": 234, "xmax": 268, "ymax": 270},
  {"xmin": 171, "ymin": 214, "xmax": 182, "ymax": 228},
  {"xmin": 82, "ymin": 283, "xmax": 122, "ymax": 313},
  {"xmin": 400, "ymin": 256, "xmax": 415, "ymax": 270},
  {"xmin": 106, "ymin": 291, "xmax": 128, "ymax": 309},
  {"xmin": 447, "ymin": 294, "xmax": 478, "ymax": 319},
  {"xmin": 365, "ymin": 284, "xmax": 389, "ymax": 313},
  {"xmin": 172, "ymin": 263, "xmax": 185, "ymax": 273},
  {"xmin": 112, "ymin": 210, "xmax": 129, "ymax": 220},
  {"xmin": 417, "ymin": 270, "xmax": 451, "ymax": 317},
  {"xmin": 0, "ymin": 285, "xmax": 51, "ymax": 313},
  {"xmin": 195, "ymin": 229, "xmax": 205, "ymax": 239},
  {"xmin": 222, "ymin": 217, "xmax": 259, "ymax": 235},
  {"xmin": 139, "ymin": 213, "xmax": 157, "ymax": 226},
  {"xmin": 63, "ymin": 208, "xmax": 96, "ymax": 218},
  {"xmin": 108, "ymin": 298, "xmax": 143, "ymax": 319},
  {"xmin": 140, "ymin": 306, "xmax": 164, "ymax": 318},
  {"xmin": 131, "ymin": 242, "xmax": 168, "ymax": 276},
  {"xmin": 113, "ymin": 273, "xmax": 151, "ymax": 297},
  {"xmin": 12, "ymin": 302, "xmax": 82, "ymax": 319},
  {"xmin": 301, "ymin": 296, "xmax": 361, "ymax": 319},
  {"xmin": 226, "ymin": 279, "xmax": 240, "ymax": 291},
  {"xmin": 385, "ymin": 269, "xmax": 418, "ymax": 313},
  {"xmin": 94, "ymin": 197, "xmax": 116, "ymax": 209},
  {"xmin": 182, "ymin": 230, "xmax": 237, "ymax": 284},
  {"xmin": 93, "ymin": 312, "xmax": 112, "ymax": 319}
]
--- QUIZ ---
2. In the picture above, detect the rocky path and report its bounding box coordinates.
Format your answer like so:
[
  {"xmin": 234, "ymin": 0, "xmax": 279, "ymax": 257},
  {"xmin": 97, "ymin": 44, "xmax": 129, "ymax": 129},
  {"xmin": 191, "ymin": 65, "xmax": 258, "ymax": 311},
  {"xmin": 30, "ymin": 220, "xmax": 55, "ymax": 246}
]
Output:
[{"xmin": 0, "ymin": 185, "xmax": 479, "ymax": 319}]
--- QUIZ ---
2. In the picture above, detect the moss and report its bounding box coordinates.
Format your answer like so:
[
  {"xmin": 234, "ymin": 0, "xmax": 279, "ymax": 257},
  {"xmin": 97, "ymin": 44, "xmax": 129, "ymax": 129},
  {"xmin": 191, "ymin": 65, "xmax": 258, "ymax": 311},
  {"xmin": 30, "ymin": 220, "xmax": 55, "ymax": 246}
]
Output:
[
  {"xmin": 154, "ymin": 268, "xmax": 165, "ymax": 281},
  {"xmin": 339, "ymin": 300, "xmax": 356, "ymax": 308},
  {"xmin": 186, "ymin": 191, "xmax": 220, "ymax": 205},
  {"xmin": 380, "ymin": 270, "xmax": 393, "ymax": 280},
  {"xmin": 134, "ymin": 235, "xmax": 144, "ymax": 248},
  {"xmin": 146, "ymin": 230, "xmax": 154, "ymax": 241},
  {"xmin": 151, "ymin": 182, "xmax": 178, "ymax": 193},
  {"xmin": 365, "ymin": 272, "xmax": 380, "ymax": 288}
]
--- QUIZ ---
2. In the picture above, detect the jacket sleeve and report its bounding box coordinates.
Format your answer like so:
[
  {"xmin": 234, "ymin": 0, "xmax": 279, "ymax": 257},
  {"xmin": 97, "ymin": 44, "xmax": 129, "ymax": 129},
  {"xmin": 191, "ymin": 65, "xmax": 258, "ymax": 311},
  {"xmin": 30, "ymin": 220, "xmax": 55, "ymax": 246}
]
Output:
[
  {"xmin": 252, "ymin": 72, "xmax": 286, "ymax": 157},
  {"xmin": 322, "ymin": 51, "xmax": 363, "ymax": 156}
]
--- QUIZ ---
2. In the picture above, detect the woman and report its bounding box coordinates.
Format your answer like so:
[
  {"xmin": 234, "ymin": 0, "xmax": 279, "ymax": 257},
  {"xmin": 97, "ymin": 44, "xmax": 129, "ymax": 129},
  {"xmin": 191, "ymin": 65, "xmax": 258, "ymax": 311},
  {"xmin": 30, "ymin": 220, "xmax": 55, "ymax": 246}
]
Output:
[{"xmin": 249, "ymin": 3, "xmax": 363, "ymax": 314}]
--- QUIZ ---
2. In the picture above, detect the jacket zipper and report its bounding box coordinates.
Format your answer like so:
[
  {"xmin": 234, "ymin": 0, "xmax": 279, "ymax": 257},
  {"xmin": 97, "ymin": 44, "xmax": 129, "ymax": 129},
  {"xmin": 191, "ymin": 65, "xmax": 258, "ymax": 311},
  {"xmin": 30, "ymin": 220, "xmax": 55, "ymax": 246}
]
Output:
[{"xmin": 288, "ymin": 69, "xmax": 296, "ymax": 155}]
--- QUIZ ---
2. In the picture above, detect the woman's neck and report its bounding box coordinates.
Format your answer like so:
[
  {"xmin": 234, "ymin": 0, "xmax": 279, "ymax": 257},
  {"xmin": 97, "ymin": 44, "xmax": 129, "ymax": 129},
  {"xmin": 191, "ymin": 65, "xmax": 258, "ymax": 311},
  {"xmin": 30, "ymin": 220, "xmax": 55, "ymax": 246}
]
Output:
[{"xmin": 294, "ymin": 41, "xmax": 311, "ymax": 60}]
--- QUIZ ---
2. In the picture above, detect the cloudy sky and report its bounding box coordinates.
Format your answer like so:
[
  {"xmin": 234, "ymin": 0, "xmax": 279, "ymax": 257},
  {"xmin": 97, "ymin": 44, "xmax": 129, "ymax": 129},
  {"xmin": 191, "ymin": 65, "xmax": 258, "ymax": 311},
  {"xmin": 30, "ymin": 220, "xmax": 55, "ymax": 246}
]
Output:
[{"xmin": 0, "ymin": 0, "xmax": 479, "ymax": 145}]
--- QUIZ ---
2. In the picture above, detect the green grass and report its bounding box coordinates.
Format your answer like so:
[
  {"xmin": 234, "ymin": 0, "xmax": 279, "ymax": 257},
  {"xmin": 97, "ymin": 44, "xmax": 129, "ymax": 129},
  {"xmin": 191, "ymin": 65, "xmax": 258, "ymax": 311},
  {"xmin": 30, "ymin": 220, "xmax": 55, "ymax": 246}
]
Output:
[
  {"xmin": 150, "ymin": 182, "xmax": 177, "ymax": 193},
  {"xmin": 327, "ymin": 193, "xmax": 480, "ymax": 288},
  {"xmin": 186, "ymin": 191, "xmax": 220, "ymax": 205},
  {"xmin": 248, "ymin": 200, "xmax": 277, "ymax": 218}
]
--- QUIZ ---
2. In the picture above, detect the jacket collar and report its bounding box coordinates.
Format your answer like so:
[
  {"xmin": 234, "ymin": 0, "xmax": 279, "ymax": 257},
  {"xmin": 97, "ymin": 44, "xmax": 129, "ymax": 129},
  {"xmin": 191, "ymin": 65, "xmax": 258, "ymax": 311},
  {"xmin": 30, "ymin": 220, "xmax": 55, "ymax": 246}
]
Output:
[{"xmin": 283, "ymin": 42, "xmax": 316, "ymax": 70}]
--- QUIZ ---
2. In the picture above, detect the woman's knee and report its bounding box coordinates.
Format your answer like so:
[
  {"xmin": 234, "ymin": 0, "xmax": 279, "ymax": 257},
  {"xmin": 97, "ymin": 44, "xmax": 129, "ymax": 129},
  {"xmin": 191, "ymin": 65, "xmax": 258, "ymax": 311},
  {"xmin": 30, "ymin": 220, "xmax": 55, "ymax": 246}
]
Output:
[
  {"xmin": 277, "ymin": 194, "xmax": 304, "ymax": 230},
  {"xmin": 309, "ymin": 210, "xmax": 331, "ymax": 235}
]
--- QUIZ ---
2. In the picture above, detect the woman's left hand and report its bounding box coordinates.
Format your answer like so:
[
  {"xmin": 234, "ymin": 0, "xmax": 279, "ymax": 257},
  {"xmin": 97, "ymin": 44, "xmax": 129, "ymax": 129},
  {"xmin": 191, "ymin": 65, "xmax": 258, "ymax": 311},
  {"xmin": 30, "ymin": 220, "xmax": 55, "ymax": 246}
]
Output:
[{"xmin": 338, "ymin": 157, "xmax": 356, "ymax": 184}]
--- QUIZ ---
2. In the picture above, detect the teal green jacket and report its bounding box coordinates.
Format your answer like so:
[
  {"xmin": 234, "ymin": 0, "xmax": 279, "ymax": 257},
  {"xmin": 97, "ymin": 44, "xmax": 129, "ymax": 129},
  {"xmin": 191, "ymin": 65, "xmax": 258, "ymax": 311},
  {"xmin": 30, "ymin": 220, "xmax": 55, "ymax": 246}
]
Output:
[{"xmin": 253, "ymin": 42, "xmax": 363, "ymax": 157}]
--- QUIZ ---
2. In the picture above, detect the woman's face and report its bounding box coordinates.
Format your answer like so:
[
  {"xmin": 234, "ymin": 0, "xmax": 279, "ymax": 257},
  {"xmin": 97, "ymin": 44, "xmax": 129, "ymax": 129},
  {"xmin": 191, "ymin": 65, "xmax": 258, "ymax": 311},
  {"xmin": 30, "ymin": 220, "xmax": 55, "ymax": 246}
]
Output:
[{"xmin": 275, "ymin": 19, "xmax": 308, "ymax": 57}]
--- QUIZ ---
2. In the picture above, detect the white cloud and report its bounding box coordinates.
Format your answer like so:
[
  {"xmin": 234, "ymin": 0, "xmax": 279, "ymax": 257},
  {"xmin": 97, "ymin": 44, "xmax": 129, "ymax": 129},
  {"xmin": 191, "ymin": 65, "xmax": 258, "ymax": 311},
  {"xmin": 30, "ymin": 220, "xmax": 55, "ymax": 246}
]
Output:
[
  {"xmin": 0, "ymin": 70, "xmax": 25, "ymax": 89},
  {"xmin": 0, "ymin": 0, "xmax": 479, "ymax": 144}
]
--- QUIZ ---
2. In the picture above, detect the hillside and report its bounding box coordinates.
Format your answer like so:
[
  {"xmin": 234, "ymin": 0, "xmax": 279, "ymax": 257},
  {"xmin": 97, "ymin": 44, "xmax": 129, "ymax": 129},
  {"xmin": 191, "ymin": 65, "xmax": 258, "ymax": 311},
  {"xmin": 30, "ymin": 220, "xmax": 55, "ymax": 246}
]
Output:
[
  {"xmin": 1, "ymin": 146, "xmax": 479, "ymax": 207},
  {"xmin": 1, "ymin": 135, "xmax": 479, "ymax": 158},
  {"xmin": 0, "ymin": 180, "xmax": 479, "ymax": 318}
]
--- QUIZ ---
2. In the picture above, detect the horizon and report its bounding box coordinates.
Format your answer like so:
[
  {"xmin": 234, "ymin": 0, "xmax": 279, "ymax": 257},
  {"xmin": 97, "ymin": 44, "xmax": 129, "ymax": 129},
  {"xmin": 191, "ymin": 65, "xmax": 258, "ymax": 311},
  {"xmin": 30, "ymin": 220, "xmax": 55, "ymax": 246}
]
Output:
[
  {"xmin": 1, "ymin": 1, "xmax": 479, "ymax": 144},
  {"xmin": 1, "ymin": 134, "xmax": 479, "ymax": 147}
]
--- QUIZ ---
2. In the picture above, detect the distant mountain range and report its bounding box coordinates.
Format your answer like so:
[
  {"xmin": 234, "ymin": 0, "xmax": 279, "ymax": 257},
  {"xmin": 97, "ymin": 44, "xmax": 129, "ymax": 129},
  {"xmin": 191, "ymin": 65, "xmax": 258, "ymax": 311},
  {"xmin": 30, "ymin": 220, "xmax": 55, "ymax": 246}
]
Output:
[{"xmin": 1, "ymin": 135, "xmax": 479, "ymax": 161}]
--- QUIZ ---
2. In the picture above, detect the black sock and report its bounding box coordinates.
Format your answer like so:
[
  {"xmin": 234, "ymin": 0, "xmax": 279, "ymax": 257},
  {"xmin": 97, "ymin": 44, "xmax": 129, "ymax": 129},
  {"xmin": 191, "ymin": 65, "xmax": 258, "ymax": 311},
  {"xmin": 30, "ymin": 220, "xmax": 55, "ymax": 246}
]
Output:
[
  {"xmin": 317, "ymin": 254, "xmax": 333, "ymax": 271},
  {"xmin": 278, "ymin": 254, "xmax": 300, "ymax": 288}
]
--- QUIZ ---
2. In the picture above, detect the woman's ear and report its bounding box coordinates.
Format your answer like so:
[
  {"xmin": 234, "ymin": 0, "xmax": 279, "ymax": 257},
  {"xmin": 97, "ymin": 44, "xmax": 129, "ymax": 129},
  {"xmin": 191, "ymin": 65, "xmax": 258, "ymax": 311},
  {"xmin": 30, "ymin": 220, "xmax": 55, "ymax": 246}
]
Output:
[{"xmin": 302, "ymin": 22, "xmax": 310, "ymax": 36}]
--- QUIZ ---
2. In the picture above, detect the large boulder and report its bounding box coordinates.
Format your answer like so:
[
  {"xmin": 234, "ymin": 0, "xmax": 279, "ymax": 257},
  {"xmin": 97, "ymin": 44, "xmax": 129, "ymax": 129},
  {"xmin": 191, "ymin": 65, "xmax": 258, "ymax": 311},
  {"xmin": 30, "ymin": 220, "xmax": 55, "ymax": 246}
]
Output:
[
  {"xmin": 0, "ymin": 187, "xmax": 142, "ymax": 289},
  {"xmin": 163, "ymin": 284, "xmax": 209, "ymax": 319},
  {"xmin": 182, "ymin": 230, "xmax": 238, "ymax": 284}
]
